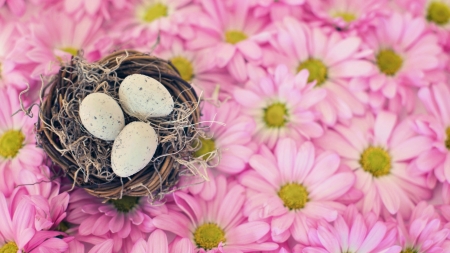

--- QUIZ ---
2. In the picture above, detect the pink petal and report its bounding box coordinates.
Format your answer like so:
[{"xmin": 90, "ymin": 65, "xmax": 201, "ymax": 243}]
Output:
[
  {"xmin": 348, "ymin": 215, "xmax": 367, "ymax": 250},
  {"xmin": 271, "ymin": 212, "xmax": 295, "ymax": 238},
  {"xmin": 324, "ymin": 37, "xmax": 362, "ymax": 66},
  {"xmin": 6, "ymin": 0, "xmax": 25, "ymax": 16},
  {"xmin": 390, "ymin": 136, "xmax": 432, "ymax": 161},
  {"xmin": 217, "ymin": 185, "xmax": 245, "ymax": 228},
  {"xmin": 64, "ymin": 0, "xmax": 82, "ymax": 13},
  {"xmin": 357, "ymin": 222, "xmax": 387, "ymax": 252},
  {"xmin": 329, "ymin": 60, "xmax": 374, "ymax": 77},
  {"xmin": 249, "ymin": 155, "xmax": 281, "ymax": 187},
  {"xmin": 374, "ymin": 111, "xmax": 397, "ymax": 146},
  {"xmin": 148, "ymin": 229, "xmax": 169, "ymax": 253},
  {"xmin": 109, "ymin": 213, "xmax": 124, "ymax": 233},
  {"xmin": 375, "ymin": 178, "xmax": 400, "ymax": 214},
  {"xmin": 88, "ymin": 239, "xmax": 114, "ymax": 253},
  {"xmin": 293, "ymin": 142, "xmax": 315, "ymax": 183},
  {"xmin": 237, "ymin": 40, "xmax": 262, "ymax": 60},
  {"xmin": 317, "ymin": 226, "xmax": 340, "ymax": 253},
  {"xmin": 85, "ymin": 0, "xmax": 101, "ymax": 14},
  {"xmin": 233, "ymin": 89, "xmax": 261, "ymax": 107},
  {"xmin": 216, "ymin": 44, "xmax": 236, "ymax": 67},
  {"xmin": 152, "ymin": 213, "xmax": 191, "ymax": 238},
  {"xmin": 309, "ymin": 173, "xmax": 354, "ymax": 200},
  {"xmin": 227, "ymin": 221, "xmax": 270, "ymax": 244},
  {"xmin": 174, "ymin": 192, "xmax": 203, "ymax": 224},
  {"xmin": 170, "ymin": 238, "xmax": 195, "ymax": 253},
  {"xmin": 275, "ymin": 138, "xmax": 297, "ymax": 182},
  {"xmin": 130, "ymin": 239, "xmax": 147, "ymax": 253}
]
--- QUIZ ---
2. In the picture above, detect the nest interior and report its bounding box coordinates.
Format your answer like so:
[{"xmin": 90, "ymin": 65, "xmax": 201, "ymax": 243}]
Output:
[{"xmin": 36, "ymin": 50, "xmax": 203, "ymax": 199}]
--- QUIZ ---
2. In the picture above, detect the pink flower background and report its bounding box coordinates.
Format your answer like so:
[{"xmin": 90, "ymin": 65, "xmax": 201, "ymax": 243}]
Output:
[{"xmin": 1, "ymin": 0, "xmax": 450, "ymax": 252}]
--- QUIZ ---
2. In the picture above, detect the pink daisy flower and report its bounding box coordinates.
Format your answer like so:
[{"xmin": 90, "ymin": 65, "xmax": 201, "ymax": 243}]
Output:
[
  {"xmin": 301, "ymin": 205, "xmax": 401, "ymax": 253},
  {"xmin": 154, "ymin": 39, "xmax": 233, "ymax": 98},
  {"xmin": 268, "ymin": 17, "xmax": 374, "ymax": 125},
  {"xmin": 0, "ymin": 191, "xmax": 68, "ymax": 252},
  {"xmin": 233, "ymin": 65, "xmax": 325, "ymax": 148},
  {"xmin": 113, "ymin": 0, "xmax": 199, "ymax": 47},
  {"xmin": 315, "ymin": 111, "xmax": 433, "ymax": 218},
  {"xmin": 239, "ymin": 138, "xmax": 355, "ymax": 243},
  {"xmin": 131, "ymin": 229, "xmax": 194, "ymax": 253},
  {"xmin": 416, "ymin": 83, "xmax": 450, "ymax": 183},
  {"xmin": 184, "ymin": 100, "xmax": 255, "ymax": 200},
  {"xmin": 15, "ymin": 9, "xmax": 107, "ymax": 78},
  {"xmin": 153, "ymin": 175, "xmax": 279, "ymax": 252},
  {"xmin": 186, "ymin": 0, "xmax": 269, "ymax": 82},
  {"xmin": 394, "ymin": 201, "xmax": 449, "ymax": 253},
  {"xmin": 361, "ymin": 13, "xmax": 443, "ymax": 110},
  {"xmin": 306, "ymin": 0, "xmax": 388, "ymax": 31},
  {"xmin": 0, "ymin": 87, "xmax": 44, "ymax": 196},
  {"xmin": 65, "ymin": 187, "xmax": 165, "ymax": 252}
]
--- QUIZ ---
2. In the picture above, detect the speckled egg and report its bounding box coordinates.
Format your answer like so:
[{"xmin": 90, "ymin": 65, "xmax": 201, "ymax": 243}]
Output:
[
  {"xmin": 111, "ymin": 121, "xmax": 158, "ymax": 177},
  {"xmin": 119, "ymin": 74, "xmax": 174, "ymax": 120},
  {"xmin": 79, "ymin": 93, "xmax": 125, "ymax": 141}
]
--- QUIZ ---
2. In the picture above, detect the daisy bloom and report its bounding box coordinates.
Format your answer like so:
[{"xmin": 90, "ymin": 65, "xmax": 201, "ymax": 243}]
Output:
[
  {"xmin": 416, "ymin": 83, "xmax": 450, "ymax": 183},
  {"xmin": 186, "ymin": 0, "xmax": 269, "ymax": 82},
  {"xmin": 268, "ymin": 17, "xmax": 374, "ymax": 125},
  {"xmin": 239, "ymin": 138, "xmax": 355, "ymax": 243},
  {"xmin": 184, "ymin": 100, "xmax": 255, "ymax": 200},
  {"xmin": 65, "ymin": 187, "xmax": 165, "ymax": 252},
  {"xmin": 16, "ymin": 10, "xmax": 107, "ymax": 78},
  {"xmin": 131, "ymin": 229, "xmax": 194, "ymax": 253},
  {"xmin": 234, "ymin": 65, "xmax": 325, "ymax": 148},
  {"xmin": 306, "ymin": 0, "xmax": 388, "ymax": 31},
  {"xmin": 154, "ymin": 39, "xmax": 233, "ymax": 98},
  {"xmin": 113, "ymin": 0, "xmax": 199, "ymax": 47},
  {"xmin": 315, "ymin": 111, "xmax": 433, "ymax": 218},
  {"xmin": 395, "ymin": 201, "xmax": 449, "ymax": 253},
  {"xmin": 63, "ymin": 0, "xmax": 127, "ymax": 19},
  {"xmin": 153, "ymin": 175, "xmax": 279, "ymax": 252},
  {"xmin": 0, "ymin": 191, "xmax": 68, "ymax": 252},
  {"xmin": 361, "ymin": 13, "xmax": 443, "ymax": 110},
  {"xmin": 301, "ymin": 205, "xmax": 401, "ymax": 253},
  {"xmin": 0, "ymin": 87, "xmax": 44, "ymax": 196}
]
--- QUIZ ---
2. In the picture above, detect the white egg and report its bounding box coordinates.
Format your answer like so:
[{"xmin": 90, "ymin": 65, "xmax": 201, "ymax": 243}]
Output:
[
  {"xmin": 111, "ymin": 121, "xmax": 158, "ymax": 177},
  {"xmin": 79, "ymin": 93, "xmax": 125, "ymax": 141},
  {"xmin": 119, "ymin": 74, "xmax": 174, "ymax": 120}
]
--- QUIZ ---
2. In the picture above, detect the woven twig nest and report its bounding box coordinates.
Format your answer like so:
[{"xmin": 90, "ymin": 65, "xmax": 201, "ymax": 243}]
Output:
[{"xmin": 36, "ymin": 50, "xmax": 204, "ymax": 199}]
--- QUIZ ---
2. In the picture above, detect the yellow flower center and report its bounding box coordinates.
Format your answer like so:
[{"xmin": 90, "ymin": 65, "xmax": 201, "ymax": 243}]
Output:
[
  {"xmin": 263, "ymin": 102, "xmax": 288, "ymax": 128},
  {"xmin": 445, "ymin": 127, "xmax": 450, "ymax": 150},
  {"xmin": 0, "ymin": 242, "xmax": 18, "ymax": 253},
  {"xmin": 401, "ymin": 248, "xmax": 418, "ymax": 253},
  {"xmin": 57, "ymin": 221, "xmax": 71, "ymax": 232},
  {"xmin": 333, "ymin": 12, "xmax": 357, "ymax": 22},
  {"xmin": 142, "ymin": 2, "xmax": 168, "ymax": 23},
  {"xmin": 60, "ymin": 47, "xmax": 78, "ymax": 56},
  {"xmin": 278, "ymin": 183, "xmax": 309, "ymax": 210},
  {"xmin": 194, "ymin": 223, "xmax": 226, "ymax": 250},
  {"xmin": 108, "ymin": 196, "xmax": 140, "ymax": 213},
  {"xmin": 193, "ymin": 138, "xmax": 216, "ymax": 160},
  {"xmin": 297, "ymin": 58, "xmax": 328, "ymax": 86},
  {"xmin": 360, "ymin": 146, "xmax": 391, "ymax": 177},
  {"xmin": 376, "ymin": 49, "xmax": 403, "ymax": 76},
  {"xmin": 427, "ymin": 1, "xmax": 450, "ymax": 25},
  {"xmin": 225, "ymin": 30, "xmax": 247, "ymax": 44},
  {"xmin": 170, "ymin": 56, "xmax": 194, "ymax": 81},
  {"xmin": 0, "ymin": 130, "xmax": 25, "ymax": 159}
]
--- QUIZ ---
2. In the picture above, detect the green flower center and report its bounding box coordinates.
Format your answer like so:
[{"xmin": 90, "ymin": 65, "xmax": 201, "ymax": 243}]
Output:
[
  {"xmin": 225, "ymin": 30, "xmax": 247, "ymax": 44},
  {"xmin": 333, "ymin": 12, "xmax": 357, "ymax": 22},
  {"xmin": 278, "ymin": 183, "xmax": 309, "ymax": 210},
  {"xmin": 360, "ymin": 146, "xmax": 391, "ymax": 177},
  {"xmin": 194, "ymin": 223, "xmax": 226, "ymax": 250},
  {"xmin": 171, "ymin": 56, "xmax": 194, "ymax": 81},
  {"xmin": 445, "ymin": 127, "xmax": 450, "ymax": 150},
  {"xmin": 0, "ymin": 242, "xmax": 18, "ymax": 253},
  {"xmin": 193, "ymin": 138, "xmax": 216, "ymax": 160},
  {"xmin": 60, "ymin": 47, "xmax": 78, "ymax": 56},
  {"xmin": 263, "ymin": 102, "xmax": 288, "ymax": 128},
  {"xmin": 376, "ymin": 49, "xmax": 403, "ymax": 76},
  {"xmin": 401, "ymin": 248, "xmax": 418, "ymax": 253},
  {"xmin": 142, "ymin": 3, "xmax": 168, "ymax": 23},
  {"xmin": 297, "ymin": 58, "xmax": 328, "ymax": 86},
  {"xmin": 427, "ymin": 1, "xmax": 450, "ymax": 25},
  {"xmin": 108, "ymin": 196, "xmax": 140, "ymax": 213},
  {"xmin": 0, "ymin": 130, "xmax": 25, "ymax": 159},
  {"xmin": 57, "ymin": 221, "xmax": 71, "ymax": 232}
]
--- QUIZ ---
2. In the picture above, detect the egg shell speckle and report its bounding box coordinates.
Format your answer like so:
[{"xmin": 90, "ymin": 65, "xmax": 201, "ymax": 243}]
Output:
[
  {"xmin": 79, "ymin": 93, "xmax": 125, "ymax": 141},
  {"xmin": 111, "ymin": 121, "xmax": 158, "ymax": 178},
  {"xmin": 119, "ymin": 74, "xmax": 174, "ymax": 120}
]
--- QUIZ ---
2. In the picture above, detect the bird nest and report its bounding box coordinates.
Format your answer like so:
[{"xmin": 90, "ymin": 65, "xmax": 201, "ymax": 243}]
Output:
[{"xmin": 36, "ymin": 50, "xmax": 211, "ymax": 200}]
